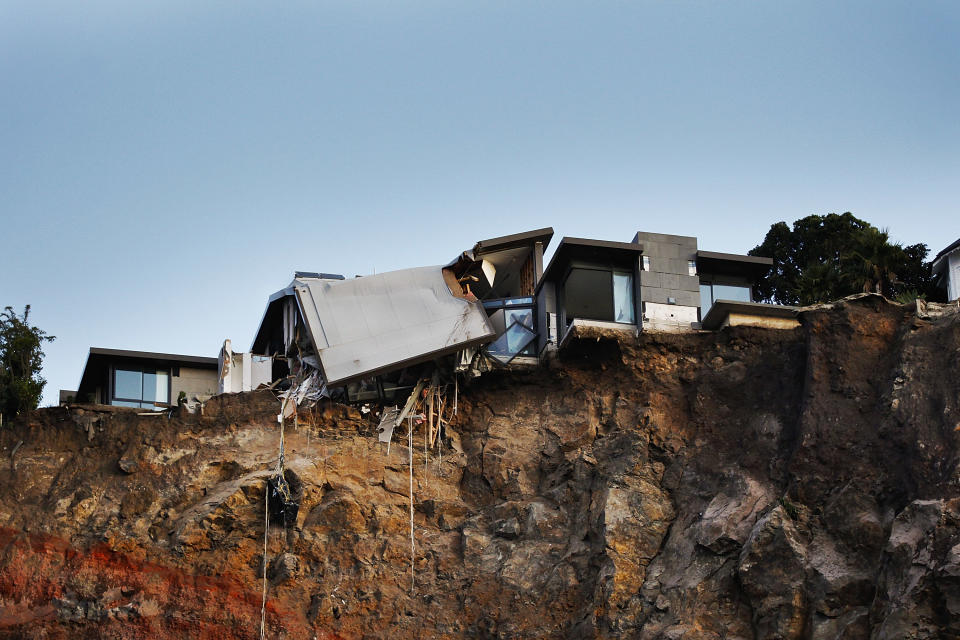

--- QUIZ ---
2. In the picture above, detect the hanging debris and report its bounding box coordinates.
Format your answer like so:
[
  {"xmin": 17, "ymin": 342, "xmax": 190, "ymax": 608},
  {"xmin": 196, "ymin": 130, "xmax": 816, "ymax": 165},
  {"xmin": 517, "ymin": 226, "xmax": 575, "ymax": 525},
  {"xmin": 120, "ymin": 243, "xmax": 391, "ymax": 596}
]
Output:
[
  {"xmin": 376, "ymin": 406, "xmax": 401, "ymax": 451},
  {"xmin": 377, "ymin": 379, "xmax": 428, "ymax": 454},
  {"xmin": 267, "ymin": 469, "xmax": 301, "ymax": 527}
]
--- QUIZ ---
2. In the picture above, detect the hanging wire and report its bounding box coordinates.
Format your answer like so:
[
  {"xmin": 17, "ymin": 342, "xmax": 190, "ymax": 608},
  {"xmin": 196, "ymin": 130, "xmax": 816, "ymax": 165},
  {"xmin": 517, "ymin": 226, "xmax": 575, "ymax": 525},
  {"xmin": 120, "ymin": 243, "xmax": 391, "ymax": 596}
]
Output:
[
  {"xmin": 259, "ymin": 478, "xmax": 269, "ymax": 639},
  {"xmin": 408, "ymin": 413, "xmax": 415, "ymax": 592}
]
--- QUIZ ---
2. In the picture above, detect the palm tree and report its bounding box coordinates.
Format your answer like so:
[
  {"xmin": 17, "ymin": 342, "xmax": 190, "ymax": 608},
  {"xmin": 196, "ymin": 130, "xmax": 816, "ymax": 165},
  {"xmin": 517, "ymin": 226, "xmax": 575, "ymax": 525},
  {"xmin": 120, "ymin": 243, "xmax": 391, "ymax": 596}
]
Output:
[{"xmin": 848, "ymin": 227, "xmax": 904, "ymax": 297}]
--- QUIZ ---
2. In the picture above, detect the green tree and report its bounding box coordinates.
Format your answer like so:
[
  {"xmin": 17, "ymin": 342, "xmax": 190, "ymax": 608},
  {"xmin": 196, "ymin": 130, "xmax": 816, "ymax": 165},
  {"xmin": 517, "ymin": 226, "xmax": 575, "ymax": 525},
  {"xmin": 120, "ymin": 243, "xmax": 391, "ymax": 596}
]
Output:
[
  {"xmin": 749, "ymin": 213, "xmax": 935, "ymax": 305},
  {"xmin": 0, "ymin": 305, "xmax": 55, "ymax": 420},
  {"xmin": 896, "ymin": 242, "xmax": 937, "ymax": 300},
  {"xmin": 850, "ymin": 226, "xmax": 903, "ymax": 297}
]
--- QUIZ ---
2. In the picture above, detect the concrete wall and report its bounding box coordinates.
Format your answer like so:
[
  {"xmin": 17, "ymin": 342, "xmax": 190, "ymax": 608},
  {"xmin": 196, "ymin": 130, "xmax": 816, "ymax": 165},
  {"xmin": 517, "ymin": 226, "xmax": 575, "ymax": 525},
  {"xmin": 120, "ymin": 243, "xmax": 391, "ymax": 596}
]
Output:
[
  {"xmin": 219, "ymin": 340, "xmax": 274, "ymax": 394},
  {"xmin": 644, "ymin": 302, "xmax": 700, "ymax": 332},
  {"xmin": 633, "ymin": 232, "xmax": 700, "ymax": 329},
  {"xmin": 171, "ymin": 366, "xmax": 218, "ymax": 403},
  {"xmin": 723, "ymin": 313, "xmax": 800, "ymax": 330}
]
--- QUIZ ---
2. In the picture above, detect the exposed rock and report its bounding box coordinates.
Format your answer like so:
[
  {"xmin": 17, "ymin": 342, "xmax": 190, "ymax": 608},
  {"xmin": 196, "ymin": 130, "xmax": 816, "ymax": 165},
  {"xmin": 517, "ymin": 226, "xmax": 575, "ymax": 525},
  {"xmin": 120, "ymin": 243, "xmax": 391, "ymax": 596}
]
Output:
[
  {"xmin": 493, "ymin": 516, "xmax": 520, "ymax": 539},
  {"xmin": 0, "ymin": 298, "xmax": 958, "ymax": 638},
  {"xmin": 268, "ymin": 552, "xmax": 300, "ymax": 584},
  {"xmin": 737, "ymin": 505, "xmax": 809, "ymax": 640},
  {"xmin": 696, "ymin": 472, "xmax": 775, "ymax": 554},
  {"xmin": 872, "ymin": 499, "xmax": 960, "ymax": 639}
]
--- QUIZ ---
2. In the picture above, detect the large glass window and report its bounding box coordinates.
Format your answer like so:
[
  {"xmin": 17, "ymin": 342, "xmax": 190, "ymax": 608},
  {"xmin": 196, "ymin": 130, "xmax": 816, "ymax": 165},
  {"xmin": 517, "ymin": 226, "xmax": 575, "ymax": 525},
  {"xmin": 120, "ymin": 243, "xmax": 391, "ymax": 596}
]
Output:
[
  {"xmin": 699, "ymin": 284, "xmax": 713, "ymax": 314},
  {"xmin": 112, "ymin": 367, "xmax": 169, "ymax": 409},
  {"xmin": 700, "ymin": 282, "xmax": 752, "ymax": 316},
  {"xmin": 483, "ymin": 297, "xmax": 537, "ymax": 360},
  {"xmin": 713, "ymin": 284, "xmax": 752, "ymax": 302},
  {"xmin": 613, "ymin": 273, "xmax": 635, "ymax": 323},
  {"xmin": 114, "ymin": 368, "xmax": 142, "ymax": 402},
  {"xmin": 563, "ymin": 268, "xmax": 635, "ymax": 326},
  {"xmin": 486, "ymin": 321, "xmax": 537, "ymax": 364}
]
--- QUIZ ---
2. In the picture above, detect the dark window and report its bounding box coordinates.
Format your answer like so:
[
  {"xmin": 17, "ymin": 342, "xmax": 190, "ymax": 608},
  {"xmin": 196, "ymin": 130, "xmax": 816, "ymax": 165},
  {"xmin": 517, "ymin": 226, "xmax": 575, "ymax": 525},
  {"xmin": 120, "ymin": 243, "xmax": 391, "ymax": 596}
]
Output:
[
  {"xmin": 564, "ymin": 268, "xmax": 613, "ymax": 322},
  {"xmin": 563, "ymin": 268, "xmax": 634, "ymax": 325}
]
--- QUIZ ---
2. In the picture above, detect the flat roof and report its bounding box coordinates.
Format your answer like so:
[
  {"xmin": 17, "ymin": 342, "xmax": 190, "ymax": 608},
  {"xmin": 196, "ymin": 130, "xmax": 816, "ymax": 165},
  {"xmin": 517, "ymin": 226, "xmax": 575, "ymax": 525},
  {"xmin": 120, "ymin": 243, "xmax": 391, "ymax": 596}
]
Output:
[
  {"xmin": 76, "ymin": 347, "xmax": 218, "ymax": 400},
  {"xmin": 540, "ymin": 237, "xmax": 644, "ymax": 285},
  {"xmin": 87, "ymin": 347, "xmax": 217, "ymax": 367},
  {"xmin": 697, "ymin": 250, "xmax": 773, "ymax": 278},
  {"xmin": 697, "ymin": 250, "xmax": 773, "ymax": 265},
  {"xmin": 701, "ymin": 300, "xmax": 797, "ymax": 330},
  {"xmin": 473, "ymin": 227, "xmax": 554, "ymax": 256}
]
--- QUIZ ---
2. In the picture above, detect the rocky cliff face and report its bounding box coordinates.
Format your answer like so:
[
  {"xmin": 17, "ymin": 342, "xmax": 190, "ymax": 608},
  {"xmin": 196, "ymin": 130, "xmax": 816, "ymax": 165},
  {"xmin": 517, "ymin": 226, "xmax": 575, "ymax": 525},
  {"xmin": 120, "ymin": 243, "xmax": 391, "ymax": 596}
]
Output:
[{"xmin": 1, "ymin": 296, "xmax": 958, "ymax": 639}]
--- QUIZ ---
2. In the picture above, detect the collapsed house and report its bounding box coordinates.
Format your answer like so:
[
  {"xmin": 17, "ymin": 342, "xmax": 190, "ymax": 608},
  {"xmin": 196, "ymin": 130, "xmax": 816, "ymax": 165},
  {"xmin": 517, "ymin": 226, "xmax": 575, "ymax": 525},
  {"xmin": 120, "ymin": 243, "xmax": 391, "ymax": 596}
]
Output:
[
  {"xmin": 248, "ymin": 229, "xmax": 554, "ymax": 405},
  {"xmin": 246, "ymin": 227, "xmax": 792, "ymax": 410},
  {"xmin": 60, "ymin": 227, "xmax": 793, "ymax": 415}
]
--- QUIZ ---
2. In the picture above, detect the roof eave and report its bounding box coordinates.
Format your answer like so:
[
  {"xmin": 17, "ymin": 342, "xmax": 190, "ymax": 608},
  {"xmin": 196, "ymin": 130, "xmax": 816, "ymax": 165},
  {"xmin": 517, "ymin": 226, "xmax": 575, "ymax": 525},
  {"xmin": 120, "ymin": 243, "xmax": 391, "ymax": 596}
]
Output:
[
  {"xmin": 538, "ymin": 237, "xmax": 644, "ymax": 288},
  {"xmin": 472, "ymin": 227, "xmax": 555, "ymax": 256},
  {"xmin": 86, "ymin": 347, "xmax": 217, "ymax": 367},
  {"xmin": 933, "ymin": 238, "xmax": 960, "ymax": 262}
]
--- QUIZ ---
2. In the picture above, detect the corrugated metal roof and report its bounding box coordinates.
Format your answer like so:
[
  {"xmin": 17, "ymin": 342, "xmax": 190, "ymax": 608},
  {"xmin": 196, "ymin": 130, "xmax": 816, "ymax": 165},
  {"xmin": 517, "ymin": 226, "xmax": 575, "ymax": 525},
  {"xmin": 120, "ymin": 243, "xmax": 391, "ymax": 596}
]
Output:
[{"xmin": 290, "ymin": 266, "xmax": 495, "ymax": 386}]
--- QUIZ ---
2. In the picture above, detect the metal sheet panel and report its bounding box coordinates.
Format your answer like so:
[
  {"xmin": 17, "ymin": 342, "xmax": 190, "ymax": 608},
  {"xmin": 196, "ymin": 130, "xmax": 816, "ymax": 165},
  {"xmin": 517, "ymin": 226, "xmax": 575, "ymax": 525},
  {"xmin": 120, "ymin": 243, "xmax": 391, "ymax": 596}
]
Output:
[{"xmin": 293, "ymin": 266, "xmax": 495, "ymax": 385}]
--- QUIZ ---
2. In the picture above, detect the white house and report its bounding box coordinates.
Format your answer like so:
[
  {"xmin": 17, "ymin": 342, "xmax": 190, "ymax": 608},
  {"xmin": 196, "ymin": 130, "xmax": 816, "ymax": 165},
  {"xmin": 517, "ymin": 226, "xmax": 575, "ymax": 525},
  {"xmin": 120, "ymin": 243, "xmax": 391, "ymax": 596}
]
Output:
[{"xmin": 933, "ymin": 239, "xmax": 960, "ymax": 302}]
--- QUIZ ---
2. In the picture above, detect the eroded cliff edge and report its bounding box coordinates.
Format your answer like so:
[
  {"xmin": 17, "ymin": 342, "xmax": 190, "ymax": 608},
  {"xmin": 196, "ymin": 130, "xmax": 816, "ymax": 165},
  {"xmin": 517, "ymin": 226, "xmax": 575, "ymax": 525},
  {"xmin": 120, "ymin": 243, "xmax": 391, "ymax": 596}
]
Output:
[{"xmin": 1, "ymin": 296, "xmax": 958, "ymax": 639}]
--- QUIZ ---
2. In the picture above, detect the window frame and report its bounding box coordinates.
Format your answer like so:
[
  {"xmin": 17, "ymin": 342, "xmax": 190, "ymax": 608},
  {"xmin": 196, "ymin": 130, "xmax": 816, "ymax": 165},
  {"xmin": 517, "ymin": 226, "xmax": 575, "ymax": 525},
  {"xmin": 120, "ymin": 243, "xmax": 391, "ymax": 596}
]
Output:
[
  {"xmin": 110, "ymin": 364, "xmax": 172, "ymax": 409},
  {"xmin": 698, "ymin": 277, "xmax": 754, "ymax": 318},
  {"xmin": 482, "ymin": 296, "xmax": 538, "ymax": 357},
  {"xmin": 560, "ymin": 264, "xmax": 636, "ymax": 327}
]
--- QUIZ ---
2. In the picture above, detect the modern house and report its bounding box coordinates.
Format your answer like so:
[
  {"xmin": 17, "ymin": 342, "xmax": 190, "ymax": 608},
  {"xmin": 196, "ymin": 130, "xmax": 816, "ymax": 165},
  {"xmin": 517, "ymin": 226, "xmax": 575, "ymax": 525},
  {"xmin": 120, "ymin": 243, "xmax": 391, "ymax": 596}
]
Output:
[
  {"xmin": 535, "ymin": 236, "xmax": 644, "ymax": 349},
  {"xmin": 933, "ymin": 238, "xmax": 960, "ymax": 302},
  {"xmin": 71, "ymin": 348, "xmax": 219, "ymax": 410},
  {"xmin": 535, "ymin": 230, "xmax": 794, "ymax": 349},
  {"xmin": 248, "ymin": 226, "xmax": 793, "ymax": 402}
]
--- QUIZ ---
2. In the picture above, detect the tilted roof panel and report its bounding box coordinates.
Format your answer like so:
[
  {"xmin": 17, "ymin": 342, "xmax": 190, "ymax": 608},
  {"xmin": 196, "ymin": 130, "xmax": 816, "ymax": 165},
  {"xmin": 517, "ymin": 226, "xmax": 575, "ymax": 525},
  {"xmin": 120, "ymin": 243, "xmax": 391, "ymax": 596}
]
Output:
[{"xmin": 293, "ymin": 266, "xmax": 495, "ymax": 385}]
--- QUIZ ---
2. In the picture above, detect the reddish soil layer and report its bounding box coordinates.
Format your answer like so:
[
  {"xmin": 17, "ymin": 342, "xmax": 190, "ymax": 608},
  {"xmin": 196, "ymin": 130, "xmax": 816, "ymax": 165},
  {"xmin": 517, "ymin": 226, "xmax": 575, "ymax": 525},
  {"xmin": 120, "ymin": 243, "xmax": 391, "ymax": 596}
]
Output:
[{"xmin": 1, "ymin": 296, "xmax": 958, "ymax": 639}]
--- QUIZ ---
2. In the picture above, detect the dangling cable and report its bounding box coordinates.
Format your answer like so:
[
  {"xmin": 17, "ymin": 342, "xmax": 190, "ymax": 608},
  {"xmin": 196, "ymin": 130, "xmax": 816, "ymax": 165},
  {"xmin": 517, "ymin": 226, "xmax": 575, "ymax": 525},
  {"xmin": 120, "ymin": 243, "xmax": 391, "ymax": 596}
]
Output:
[
  {"xmin": 408, "ymin": 414, "xmax": 415, "ymax": 592},
  {"xmin": 259, "ymin": 477, "xmax": 269, "ymax": 639}
]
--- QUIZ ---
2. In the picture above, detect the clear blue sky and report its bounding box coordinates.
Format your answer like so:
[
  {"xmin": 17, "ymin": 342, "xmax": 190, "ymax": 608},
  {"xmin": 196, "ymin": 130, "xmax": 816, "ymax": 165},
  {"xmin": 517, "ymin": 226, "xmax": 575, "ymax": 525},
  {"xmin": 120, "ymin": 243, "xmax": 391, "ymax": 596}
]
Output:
[{"xmin": 2, "ymin": 1, "xmax": 957, "ymax": 406}]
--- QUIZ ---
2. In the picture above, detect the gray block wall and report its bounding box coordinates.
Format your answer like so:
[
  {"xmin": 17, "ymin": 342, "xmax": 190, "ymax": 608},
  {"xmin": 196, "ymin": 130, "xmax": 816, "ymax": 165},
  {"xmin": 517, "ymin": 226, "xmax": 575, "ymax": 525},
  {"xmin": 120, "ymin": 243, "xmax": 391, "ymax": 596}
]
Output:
[{"xmin": 633, "ymin": 231, "xmax": 701, "ymax": 309}]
